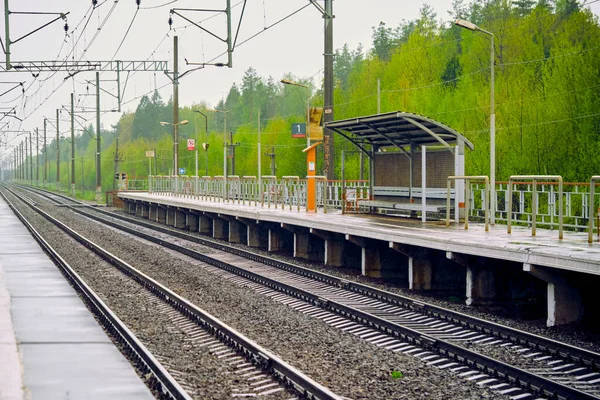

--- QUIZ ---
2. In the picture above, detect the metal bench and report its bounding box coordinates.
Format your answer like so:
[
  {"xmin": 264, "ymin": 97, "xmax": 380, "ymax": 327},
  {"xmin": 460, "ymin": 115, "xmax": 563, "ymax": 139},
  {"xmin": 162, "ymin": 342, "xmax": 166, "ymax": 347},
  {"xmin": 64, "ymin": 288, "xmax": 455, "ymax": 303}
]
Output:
[{"xmin": 358, "ymin": 199, "xmax": 448, "ymax": 218}]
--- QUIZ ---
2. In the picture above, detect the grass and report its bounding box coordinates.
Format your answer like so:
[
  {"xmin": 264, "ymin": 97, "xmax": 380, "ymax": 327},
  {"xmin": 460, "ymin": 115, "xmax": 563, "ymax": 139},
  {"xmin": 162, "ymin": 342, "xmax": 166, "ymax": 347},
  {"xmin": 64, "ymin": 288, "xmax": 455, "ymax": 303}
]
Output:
[{"xmin": 390, "ymin": 370, "xmax": 404, "ymax": 379}]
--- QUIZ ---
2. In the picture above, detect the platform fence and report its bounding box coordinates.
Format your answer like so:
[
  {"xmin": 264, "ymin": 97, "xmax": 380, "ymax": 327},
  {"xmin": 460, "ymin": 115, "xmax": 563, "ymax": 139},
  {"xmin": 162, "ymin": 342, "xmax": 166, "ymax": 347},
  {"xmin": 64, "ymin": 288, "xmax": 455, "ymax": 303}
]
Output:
[
  {"xmin": 54, "ymin": 175, "xmax": 599, "ymax": 233},
  {"xmin": 470, "ymin": 181, "xmax": 600, "ymax": 232},
  {"xmin": 148, "ymin": 175, "xmax": 369, "ymax": 212}
]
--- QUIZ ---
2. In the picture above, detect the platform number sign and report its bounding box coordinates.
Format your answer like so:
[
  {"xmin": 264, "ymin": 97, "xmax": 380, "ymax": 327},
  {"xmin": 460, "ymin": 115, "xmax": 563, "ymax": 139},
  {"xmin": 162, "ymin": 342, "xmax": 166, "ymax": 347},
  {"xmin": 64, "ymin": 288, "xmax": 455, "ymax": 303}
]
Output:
[
  {"xmin": 187, "ymin": 139, "xmax": 195, "ymax": 151},
  {"xmin": 291, "ymin": 123, "xmax": 306, "ymax": 138}
]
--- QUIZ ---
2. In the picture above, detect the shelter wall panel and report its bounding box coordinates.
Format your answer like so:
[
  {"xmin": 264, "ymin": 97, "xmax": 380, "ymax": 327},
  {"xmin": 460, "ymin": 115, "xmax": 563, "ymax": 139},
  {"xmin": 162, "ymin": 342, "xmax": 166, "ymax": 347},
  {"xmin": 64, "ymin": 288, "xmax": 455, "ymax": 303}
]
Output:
[{"xmin": 374, "ymin": 150, "xmax": 455, "ymax": 188}]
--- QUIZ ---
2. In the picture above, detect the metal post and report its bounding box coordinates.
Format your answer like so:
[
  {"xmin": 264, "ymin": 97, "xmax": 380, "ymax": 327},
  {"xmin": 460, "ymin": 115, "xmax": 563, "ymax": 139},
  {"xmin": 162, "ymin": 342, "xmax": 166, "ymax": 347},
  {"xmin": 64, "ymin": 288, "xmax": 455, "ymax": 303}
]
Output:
[
  {"xmin": 35, "ymin": 128, "xmax": 39, "ymax": 186},
  {"xmin": 377, "ymin": 78, "xmax": 381, "ymax": 113},
  {"xmin": 43, "ymin": 120, "xmax": 47, "ymax": 187},
  {"xmin": 223, "ymin": 112, "xmax": 227, "ymax": 201},
  {"xmin": 341, "ymin": 150, "xmax": 345, "ymax": 213},
  {"xmin": 28, "ymin": 133, "xmax": 32, "ymax": 185},
  {"xmin": 421, "ymin": 145, "xmax": 426, "ymax": 223},
  {"xmin": 96, "ymin": 71, "xmax": 101, "ymax": 202},
  {"xmin": 4, "ymin": 0, "xmax": 10, "ymax": 70},
  {"xmin": 323, "ymin": 0, "xmax": 334, "ymax": 180},
  {"xmin": 56, "ymin": 109, "xmax": 60, "ymax": 190},
  {"xmin": 306, "ymin": 86, "xmax": 311, "ymax": 148},
  {"xmin": 24, "ymin": 138, "xmax": 28, "ymax": 182},
  {"xmin": 258, "ymin": 109, "xmax": 262, "ymax": 205},
  {"xmin": 70, "ymin": 92, "xmax": 75, "ymax": 196},
  {"xmin": 173, "ymin": 35, "xmax": 179, "ymax": 175},
  {"xmin": 226, "ymin": 0, "xmax": 232, "ymax": 67},
  {"xmin": 116, "ymin": 61, "xmax": 122, "ymax": 112},
  {"xmin": 589, "ymin": 176, "xmax": 600, "ymax": 243},
  {"xmin": 81, "ymin": 158, "xmax": 84, "ymax": 196},
  {"xmin": 490, "ymin": 34, "xmax": 496, "ymax": 225},
  {"xmin": 532, "ymin": 178, "xmax": 537, "ymax": 236}
]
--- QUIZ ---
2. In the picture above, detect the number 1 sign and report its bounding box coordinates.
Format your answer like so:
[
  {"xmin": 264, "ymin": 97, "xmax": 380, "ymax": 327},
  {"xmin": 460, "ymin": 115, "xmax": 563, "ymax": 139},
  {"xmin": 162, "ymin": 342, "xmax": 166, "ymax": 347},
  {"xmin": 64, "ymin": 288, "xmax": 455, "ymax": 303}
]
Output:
[{"xmin": 291, "ymin": 123, "xmax": 306, "ymax": 138}]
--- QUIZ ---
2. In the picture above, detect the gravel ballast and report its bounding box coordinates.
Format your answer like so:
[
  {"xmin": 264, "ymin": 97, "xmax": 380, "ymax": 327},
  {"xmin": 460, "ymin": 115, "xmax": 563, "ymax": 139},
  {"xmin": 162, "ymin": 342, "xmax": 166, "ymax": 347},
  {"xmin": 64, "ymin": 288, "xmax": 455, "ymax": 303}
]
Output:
[
  {"xmin": 6, "ymin": 188, "xmax": 512, "ymax": 400},
  {"xmin": 3, "ymin": 190, "xmax": 293, "ymax": 399}
]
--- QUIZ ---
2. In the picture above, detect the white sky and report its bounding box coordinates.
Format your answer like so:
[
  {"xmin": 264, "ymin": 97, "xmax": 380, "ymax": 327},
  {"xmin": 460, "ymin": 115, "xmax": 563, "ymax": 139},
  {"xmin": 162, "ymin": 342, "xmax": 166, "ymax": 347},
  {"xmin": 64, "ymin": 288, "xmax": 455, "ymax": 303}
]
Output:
[{"xmin": 1, "ymin": 0, "xmax": 600, "ymax": 138}]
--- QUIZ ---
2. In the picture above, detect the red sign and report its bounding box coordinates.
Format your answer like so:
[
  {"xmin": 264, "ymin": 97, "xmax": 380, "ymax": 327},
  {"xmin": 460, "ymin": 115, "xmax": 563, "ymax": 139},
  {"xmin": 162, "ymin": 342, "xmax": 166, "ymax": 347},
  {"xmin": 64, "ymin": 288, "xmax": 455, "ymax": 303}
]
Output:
[{"xmin": 187, "ymin": 139, "xmax": 195, "ymax": 150}]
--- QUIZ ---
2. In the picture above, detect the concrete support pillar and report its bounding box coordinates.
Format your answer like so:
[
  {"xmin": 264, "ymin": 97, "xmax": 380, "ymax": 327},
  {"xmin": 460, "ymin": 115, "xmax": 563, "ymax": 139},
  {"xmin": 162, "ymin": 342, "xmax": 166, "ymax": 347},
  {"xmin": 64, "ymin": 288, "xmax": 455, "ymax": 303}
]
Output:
[
  {"xmin": 213, "ymin": 217, "xmax": 228, "ymax": 240},
  {"xmin": 186, "ymin": 212, "xmax": 199, "ymax": 231},
  {"xmin": 524, "ymin": 264, "xmax": 583, "ymax": 327},
  {"xmin": 238, "ymin": 218, "xmax": 267, "ymax": 248},
  {"xmin": 140, "ymin": 204, "xmax": 149, "ymax": 219},
  {"xmin": 199, "ymin": 214, "xmax": 212, "ymax": 235},
  {"xmin": 157, "ymin": 207, "xmax": 166, "ymax": 224},
  {"xmin": 122, "ymin": 199, "xmax": 128, "ymax": 212},
  {"xmin": 311, "ymin": 229, "xmax": 344, "ymax": 267},
  {"xmin": 347, "ymin": 235, "xmax": 382, "ymax": 278},
  {"xmin": 294, "ymin": 232, "xmax": 319, "ymax": 260},
  {"xmin": 228, "ymin": 219, "xmax": 246, "ymax": 244},
  {"xmin": 268, "ymin": 228, "xmax": 282, "ymax": 252},
  {"xmin": 135, "ymin": 203, "xmax": 143, "ymax": 217},
  {"xmin": 166, "ymin": 209, "xmax": 175, "ymax": 226},
  {"xmin": 408, "ymin": 256, "xmax": 432, "ymax": 290},
  {"xmin": 149, "ymin": 205, "xmax": 157, "ymax": 221},
  {"xmin": 391, "ymin": 243, "xmax": 434, "ymax": 290},
  {"xmin": 128, "ymin": 201, "xmax": 136, "ymax": 215},
  {"xmin": 174, "ymin": 209, "xmax": 186, "ymax": 229}
]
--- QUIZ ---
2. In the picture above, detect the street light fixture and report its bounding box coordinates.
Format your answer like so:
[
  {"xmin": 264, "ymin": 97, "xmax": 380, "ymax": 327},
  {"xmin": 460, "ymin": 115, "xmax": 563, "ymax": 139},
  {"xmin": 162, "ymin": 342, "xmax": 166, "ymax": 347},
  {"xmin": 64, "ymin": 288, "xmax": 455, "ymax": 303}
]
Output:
[
  {"xmin": 455, "ymin": 18, "xmax": 496, "ymax": 224},
  {"xmin": 159, "ymin": 119, "xmax": 189, "ymax": 174},
  {"xmin": 281, "ymin": 79, "xmax": 311, "ymax": 148}
]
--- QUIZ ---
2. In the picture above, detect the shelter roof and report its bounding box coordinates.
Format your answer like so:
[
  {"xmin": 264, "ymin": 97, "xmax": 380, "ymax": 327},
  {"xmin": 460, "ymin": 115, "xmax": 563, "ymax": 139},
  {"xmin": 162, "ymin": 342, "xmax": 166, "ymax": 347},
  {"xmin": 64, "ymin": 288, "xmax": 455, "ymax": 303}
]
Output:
[{"xmin": 325, "ymin": 111, "xmax": 474, "ymax": 151}]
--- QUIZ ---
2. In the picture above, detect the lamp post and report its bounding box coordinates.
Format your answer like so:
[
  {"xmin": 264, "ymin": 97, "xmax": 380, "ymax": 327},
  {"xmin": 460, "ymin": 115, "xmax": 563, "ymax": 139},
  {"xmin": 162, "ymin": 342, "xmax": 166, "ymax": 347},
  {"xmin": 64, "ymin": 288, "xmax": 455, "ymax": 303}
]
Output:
[
  {"xmin": 281, "ymin": 79, "xmax": 310, "ymax": 148},
  {"xmin": 455, "ymin": 19, "xmax": 496, "ymax": 224},
  {"xmin": 208, "ymin": 108, "xmax": 231, "ymax": 200},
  {"xmin": 160, "ymin": 119, "xmax": 189, "ymax": 175},
  {"xmin": 193, "ymin": 110, "xmax": 208, "ymax": 176}
]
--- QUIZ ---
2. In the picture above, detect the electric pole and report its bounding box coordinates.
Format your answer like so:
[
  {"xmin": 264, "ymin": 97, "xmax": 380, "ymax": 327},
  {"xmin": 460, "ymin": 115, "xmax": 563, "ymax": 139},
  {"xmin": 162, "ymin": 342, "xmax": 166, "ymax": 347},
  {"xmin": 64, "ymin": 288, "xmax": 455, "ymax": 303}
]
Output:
[
  {"xmin": 266, "ymin": 147, "xmax": 276, "ymax": 176},
  {"xmin": 323, "ymin": 0, "xmax": 334, "ymax": 180},
  {"xmin": 227, "ymin": 131, "xmax": 240, "ymax": 176},
  {"xmin": 43, "ymin": 119, "xmax": 47, "ymax": 187},
  {"xmin": 113, "ymin": 138, "xmax": 124, "ymax": 191},
  {"xmin": 24, "ymin": 139, "xmax": 28, "ymax": 182},
  {"xmin": 28, "ymin": 133, "xmax": 32, "ymax": 185},
  {"xmin": 70, "ymin": 92, "xmax": 75, "ymax": 196},
  {"xmin": 35, "ymin": 127, "xmax": 39, "ymax": 186},
  {"xmin": 96, "ymin": 71, "xmax": 101, "ymax": 202},
  {"xmin": 173, "ymin": 35, "xmax": 180, "ymax": 175},
  {"xmin": 56, "ymin": 109, "xmax": 60, "ymax": 191},
  {"xmin": 80, "ymin": 158, "xmax": 84, "ymax": 196}
]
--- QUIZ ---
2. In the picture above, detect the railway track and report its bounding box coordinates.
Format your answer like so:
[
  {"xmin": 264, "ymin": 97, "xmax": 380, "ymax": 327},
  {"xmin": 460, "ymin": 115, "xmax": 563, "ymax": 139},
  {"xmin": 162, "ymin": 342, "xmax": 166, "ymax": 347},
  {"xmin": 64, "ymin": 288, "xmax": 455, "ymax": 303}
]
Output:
[
  {"xmin": 1, "ymin": 185, "xmax": 344, "ymax": 400},
  {"xmin": 15, "ymin": 185, "xmax": 600, "ymax": 400}
]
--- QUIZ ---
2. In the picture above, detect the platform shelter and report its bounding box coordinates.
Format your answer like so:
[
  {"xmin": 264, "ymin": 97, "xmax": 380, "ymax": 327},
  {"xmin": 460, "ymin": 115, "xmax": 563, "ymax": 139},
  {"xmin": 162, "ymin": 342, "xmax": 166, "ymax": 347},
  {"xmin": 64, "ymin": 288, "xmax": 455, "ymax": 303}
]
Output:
[{"xmin": 326, "ymin": 112, "xmax": 474, "ymax": 220}]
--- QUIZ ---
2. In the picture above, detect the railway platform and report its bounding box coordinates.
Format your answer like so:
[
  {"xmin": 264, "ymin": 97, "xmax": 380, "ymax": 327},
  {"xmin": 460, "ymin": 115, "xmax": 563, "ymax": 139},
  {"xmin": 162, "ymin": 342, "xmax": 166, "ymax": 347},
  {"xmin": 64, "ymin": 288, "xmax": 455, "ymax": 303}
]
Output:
[
  {"xmin": 119, "ymin": 191, "xmax": 600, "ymax": 328},
  {"xmin": 0, "ymin": 196, "xmax": 153, "ymax": 400}
]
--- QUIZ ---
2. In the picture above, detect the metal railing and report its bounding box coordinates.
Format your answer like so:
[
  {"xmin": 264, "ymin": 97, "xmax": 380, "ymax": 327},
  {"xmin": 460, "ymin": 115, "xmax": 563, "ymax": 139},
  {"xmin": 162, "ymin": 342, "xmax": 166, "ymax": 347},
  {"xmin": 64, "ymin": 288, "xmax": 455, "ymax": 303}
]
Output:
[
  {"xmin": 506, "ymin": 175, "xmax": 563, "ymax": 239},
  {"xmin": 446, "ymin": 176, "xmax": 489, "ymax": 231},
  {"xmin": 467, "ymin": 179, "xmax": 600, "ymax": 234},
  {"xmin": 148, "ymin": 175, "xmax": 370, "ymax": 212}
]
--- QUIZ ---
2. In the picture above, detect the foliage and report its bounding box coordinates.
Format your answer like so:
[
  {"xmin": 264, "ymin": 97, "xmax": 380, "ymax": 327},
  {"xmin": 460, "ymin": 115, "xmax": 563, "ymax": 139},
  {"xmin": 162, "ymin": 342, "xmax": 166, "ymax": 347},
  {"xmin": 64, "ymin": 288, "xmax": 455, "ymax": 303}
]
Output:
[{"xmin": 29, "ymin": 0, "xmax": 600, "ymax": 198}]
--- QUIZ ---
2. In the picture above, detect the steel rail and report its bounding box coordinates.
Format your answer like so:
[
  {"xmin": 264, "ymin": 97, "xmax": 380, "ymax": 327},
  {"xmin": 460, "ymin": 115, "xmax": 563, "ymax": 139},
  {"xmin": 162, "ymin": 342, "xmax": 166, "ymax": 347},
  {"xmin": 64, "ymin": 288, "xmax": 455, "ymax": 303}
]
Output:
[
  {"xmin": 19, "ymin": 186, "xmax": 599, "ymax": 400},
  {"xmin": 20, "ymin": 185, "xmax": 600, "ymax": 372},
  {"xmin": 0, "ymin": 186, "xmax": 192, "ymax": 400},
  {"xmin": 4, "ymin": 185, "xmax": 344, "ymax": 400}
]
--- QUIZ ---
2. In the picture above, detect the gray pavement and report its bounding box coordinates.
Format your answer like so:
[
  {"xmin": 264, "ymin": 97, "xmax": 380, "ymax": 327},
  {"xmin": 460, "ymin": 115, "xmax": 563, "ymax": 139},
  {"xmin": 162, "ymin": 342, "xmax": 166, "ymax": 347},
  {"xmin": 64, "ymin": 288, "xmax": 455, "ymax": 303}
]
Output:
[{"xmin": 0, "ymin": 197, "xmax": 154, "ymax": 400}]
